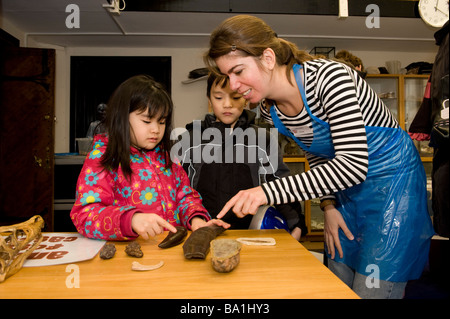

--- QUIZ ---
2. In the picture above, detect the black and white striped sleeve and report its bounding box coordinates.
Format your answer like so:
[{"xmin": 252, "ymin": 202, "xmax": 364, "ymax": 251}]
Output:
[{"xmin": 262, "ymin": 62, "xmax": 370, "ymax": 205}]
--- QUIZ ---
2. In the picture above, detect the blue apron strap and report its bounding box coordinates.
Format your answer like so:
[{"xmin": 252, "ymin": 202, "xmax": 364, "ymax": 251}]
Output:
[{"xmin": 270, "ymin": 106, "xmax": 308, "ymax": 149}]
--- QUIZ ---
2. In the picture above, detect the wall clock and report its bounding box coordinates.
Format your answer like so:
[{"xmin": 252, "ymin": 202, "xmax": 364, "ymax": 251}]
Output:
[{"xmin": 418, "ymin": 0, "xmax": 449, "ymax": 28}]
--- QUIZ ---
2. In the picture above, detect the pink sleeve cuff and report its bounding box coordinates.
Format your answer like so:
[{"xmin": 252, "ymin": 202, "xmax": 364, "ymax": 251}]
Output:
[{"xmin": 120, "ymin": 210, "xmax": 139, "ymax": 238}]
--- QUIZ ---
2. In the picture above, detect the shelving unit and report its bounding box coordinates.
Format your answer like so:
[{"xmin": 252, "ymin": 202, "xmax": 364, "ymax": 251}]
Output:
[
  {"xmin": 366, "ymin": 74, "xmax": 432, "ymax": 161},
  {"xmin": 282, "ymin": 156, "xmax": 324, "ymax": 238}
]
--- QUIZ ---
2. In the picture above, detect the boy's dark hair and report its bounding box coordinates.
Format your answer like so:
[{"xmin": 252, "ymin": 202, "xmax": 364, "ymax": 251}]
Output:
[
  {"xmin": 100, "ymin": 74, "xmax": 173, "ymax": 180},
  {"xmin": 206, "ymin": 72, "xmax": 229, "ymax": 98}
]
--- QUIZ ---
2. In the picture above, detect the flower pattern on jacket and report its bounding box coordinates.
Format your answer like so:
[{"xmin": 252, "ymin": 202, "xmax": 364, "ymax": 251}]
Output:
[{"xmin": 70, "ymin": 135, "xmax": 210, "ymax": 241}]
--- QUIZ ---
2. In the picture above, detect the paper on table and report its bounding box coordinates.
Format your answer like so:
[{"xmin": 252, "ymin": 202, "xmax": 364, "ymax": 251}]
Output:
[{"xmin": 22, "ymin": 233, "xmax": 106, "ymax": 267}]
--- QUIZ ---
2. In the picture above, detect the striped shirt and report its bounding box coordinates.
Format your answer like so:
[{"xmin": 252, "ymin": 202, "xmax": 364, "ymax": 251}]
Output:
[{"xmin": 260, "ymin": 59, "xmax": 399, "ymax": 205}]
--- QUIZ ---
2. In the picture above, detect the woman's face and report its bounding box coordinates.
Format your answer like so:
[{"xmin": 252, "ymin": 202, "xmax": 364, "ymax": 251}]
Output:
[
  {"xmin": 209, "ymin": 79, "xmax": 247, "ymax": 128},
  {"xmin": 215, "ymin": 53, "xmax": 271, "ymax": 104},
  {"xmin": 129, "ymin": 110, "xmax": 165, "ymax": 150}
]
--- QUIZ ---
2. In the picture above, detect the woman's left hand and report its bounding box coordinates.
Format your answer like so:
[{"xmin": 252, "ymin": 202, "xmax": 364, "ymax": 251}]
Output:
[{"xmin": 323, "ymin": 205, "xmax": 354, "ymax": 259}]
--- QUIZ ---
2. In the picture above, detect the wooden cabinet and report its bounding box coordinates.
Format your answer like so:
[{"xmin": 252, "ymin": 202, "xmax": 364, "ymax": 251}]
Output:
[
  {"xmin": 283, "ymin": 73, "xmax": 432, "ymax": 238},
  {"xmin": 365, "ymin": 74, "xmax": 429, "ymax": 130},
  {"xmin": 366, "ymin": 74, "xmax": 432, "ymax": 160},
  {"xmin": 0, "ymin": 46, "xmax": 55, "ymax": 231},
  {"xmin": 282, "ymin": 156, "xmax": 323, "ymax": 237}
]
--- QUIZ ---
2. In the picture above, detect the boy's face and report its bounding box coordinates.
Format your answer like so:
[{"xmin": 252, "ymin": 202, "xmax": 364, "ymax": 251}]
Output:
[{"xmin": 209, "ymin": 79, "xmax": 247, "ymax": 128}]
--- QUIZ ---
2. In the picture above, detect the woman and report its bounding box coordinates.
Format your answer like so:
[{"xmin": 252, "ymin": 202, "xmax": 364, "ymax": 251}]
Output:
[{"xmin": 206, "ymin": 15, "xmax": 434, "ymax": 299}]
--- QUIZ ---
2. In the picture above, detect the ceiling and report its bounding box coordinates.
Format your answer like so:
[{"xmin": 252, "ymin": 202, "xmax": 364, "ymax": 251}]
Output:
[{"xmin": 1, "ymin": 0, "xmax": 440, "ymax": 52}]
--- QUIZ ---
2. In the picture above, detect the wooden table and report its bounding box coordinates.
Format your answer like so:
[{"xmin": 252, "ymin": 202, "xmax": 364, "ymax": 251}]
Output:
[{"xmin": 0, "ymin": 229, "xmax": 358, "ymax": 299}]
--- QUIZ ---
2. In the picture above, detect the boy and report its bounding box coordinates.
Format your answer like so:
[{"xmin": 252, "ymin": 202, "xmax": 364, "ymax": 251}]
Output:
[{"xmin": 177, "ymin": 73, "xmax": 306, "ymax": 239}]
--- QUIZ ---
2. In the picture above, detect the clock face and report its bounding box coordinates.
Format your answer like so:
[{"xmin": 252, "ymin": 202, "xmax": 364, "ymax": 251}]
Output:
[{"xmin": 418, "ymin": 0, "xmax": 449, "ymax": 28}]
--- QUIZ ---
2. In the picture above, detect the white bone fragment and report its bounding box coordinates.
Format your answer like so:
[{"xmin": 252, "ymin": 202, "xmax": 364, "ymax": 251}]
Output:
[
  {"xmin": 131, "ymin": 260, "xmax": 164, "ymax": 271},
  {"xmin": 236, "ymin": 237, "xmax": 276, "ymax": 246}
]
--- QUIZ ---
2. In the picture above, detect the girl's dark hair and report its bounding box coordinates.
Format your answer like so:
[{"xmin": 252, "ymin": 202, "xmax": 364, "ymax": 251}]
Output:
[
  {"xmin": 100, "ymin": 74, "xmax": 173, "ymax": 180},
  {"xmin": 204, "ymin": 15, "xmax": 315, "ymax": 86}
]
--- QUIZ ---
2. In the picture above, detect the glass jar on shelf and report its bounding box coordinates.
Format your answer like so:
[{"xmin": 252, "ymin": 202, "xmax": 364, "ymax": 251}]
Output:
[
  {"xmin": 404, "ymin": 76, "xmax": 428, "ymax": 131},
  {"xmin": 366, "ymin": 75, "xmax": 399, "ymax": 120}
]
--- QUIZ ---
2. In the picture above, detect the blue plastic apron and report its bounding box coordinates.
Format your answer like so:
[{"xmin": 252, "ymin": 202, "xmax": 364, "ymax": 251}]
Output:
[{"xmin": 270, "ymin": 64, "xmax": 434, "ymax": 282}]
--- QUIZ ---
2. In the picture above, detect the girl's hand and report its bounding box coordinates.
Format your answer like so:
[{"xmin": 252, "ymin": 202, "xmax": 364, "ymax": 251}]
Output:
[
  {"xmin": 323, "ymin": 205, "xmax": 354, "ymax": 259},
  {"xmin": 216, "ymin": 186, "xmax": 267, "ymax": 219},
  {"xmin": 131, "ymin": 213, "xmax": 177, "ymax": 240},
  {"xmin": 190, "ymin": 217, "xmax": 231, "ymax": 232}
]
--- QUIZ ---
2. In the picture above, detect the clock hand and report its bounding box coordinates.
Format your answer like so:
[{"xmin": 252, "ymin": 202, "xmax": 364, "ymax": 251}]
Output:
[
  {"xmin": 440, "ymin": 1, "xmax": 449, "ymax": 16},
  {"xmin": 434, "ymin": 5, "xmax": 449, "ymax": 16}
]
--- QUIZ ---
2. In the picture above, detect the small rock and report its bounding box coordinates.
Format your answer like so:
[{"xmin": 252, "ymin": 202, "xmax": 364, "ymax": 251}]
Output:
[
  {"xmin": 99, "ymin": 243, "xmax": 116, "ymax": 259},
  {"xmin": 125, "ymin": 241, "xmax": 143, "ymax": 258}
]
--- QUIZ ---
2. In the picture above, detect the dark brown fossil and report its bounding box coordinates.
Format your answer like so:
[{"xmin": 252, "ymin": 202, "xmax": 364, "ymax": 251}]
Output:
[
  {"xmin": 158, "ymin": 226, "xmax": 187, "ymax": 249},
  {"xmin": 99, "ymin": 242, "xmax": 116, "ymax": 259},
  {"xmin": 183, "ymin": 225, "xmax": 226, "ymax": 259}
]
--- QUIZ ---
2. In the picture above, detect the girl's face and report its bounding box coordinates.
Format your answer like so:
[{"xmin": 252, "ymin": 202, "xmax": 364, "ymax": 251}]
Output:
[
  {"xmin": 129, "ymin": 110, "xmax": 165, "ymax": 150},
  {"xmin": 215, "ymin": 53, "xmax": 271, "ymax": 104},
  {"xmin": 209, "ymin": 80, "xmax": 247, "ymax": 128}
]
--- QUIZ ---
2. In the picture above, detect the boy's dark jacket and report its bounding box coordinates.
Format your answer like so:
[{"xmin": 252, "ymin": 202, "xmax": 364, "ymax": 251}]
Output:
[{"xmin": 178, "ymin": 109, "xmax": 306, "ymax": 232}]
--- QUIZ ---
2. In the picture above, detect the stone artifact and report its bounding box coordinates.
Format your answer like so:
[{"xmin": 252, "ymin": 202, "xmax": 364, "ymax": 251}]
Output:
[
  {"xmin": 183, "ymin": 225, "xmax": 226, "ymax": 259},
  {"xmin": 210, "ymin": 239, "xmax": 242, "ymax": 273},
  {"xmin": 99, "ymin": 242, "xmax": 116, "ymax": 259},
  {"xmin": 158, "ymin": 226, "xmax": 187, "ymax": 249},
  {"xmin": 0, "ymin": 215, "xmax": 44, "ymax": 283},
  {"xmin": 125, "ymin": 241, "xmax": 143, "ymax": 258},
  {"xmin": 131, "ymin": 261, "xmax": 164, "ymax": 271}
]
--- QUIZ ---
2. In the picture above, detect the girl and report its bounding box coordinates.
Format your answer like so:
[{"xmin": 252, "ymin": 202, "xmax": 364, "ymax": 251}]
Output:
[
  {"xmin": 206, "ymin": 15, "xmax": 434, "ymax": 298},
  {"xmin": 70, "ymin": 75, "xmax": 229, "ymax": 241}
]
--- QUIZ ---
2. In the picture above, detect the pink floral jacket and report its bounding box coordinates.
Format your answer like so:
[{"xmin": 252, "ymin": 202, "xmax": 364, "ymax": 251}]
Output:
[{"xmin": 70, "ymin": 135, "xmax": 210, "ymax": 241}]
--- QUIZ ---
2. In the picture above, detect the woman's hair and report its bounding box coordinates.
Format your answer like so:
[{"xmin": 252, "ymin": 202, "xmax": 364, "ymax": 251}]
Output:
[
  {"xmin": 206, "ymin": 72, "xmax": 229, "ymax": 98},
  {"xmin": 204, "ymin": 15, "xmax": 315, "ymax": 86},
  {"xmin": 100, "ymin": 74, "xmax": 173, "ymax": 180}
]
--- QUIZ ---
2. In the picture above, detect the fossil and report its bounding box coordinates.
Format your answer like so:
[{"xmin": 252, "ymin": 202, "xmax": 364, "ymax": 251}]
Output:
[
  {"xmin": 99, "ymin": 242, "xmax": 116, "ymax": 259},
  {"xmin": 183, "ymin": 225, "xmax": 226, "ymax": 259},
  {"xmin": 158, "ymin": 226, "xmax": 187, "ymax": 249},
  {"xmin": 210, "ymin": 239, "xmax": 242, "ymax": 273},
  {"xmin": 125, "ymin": 241, "xmax": 143, "ymax": 258}
]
